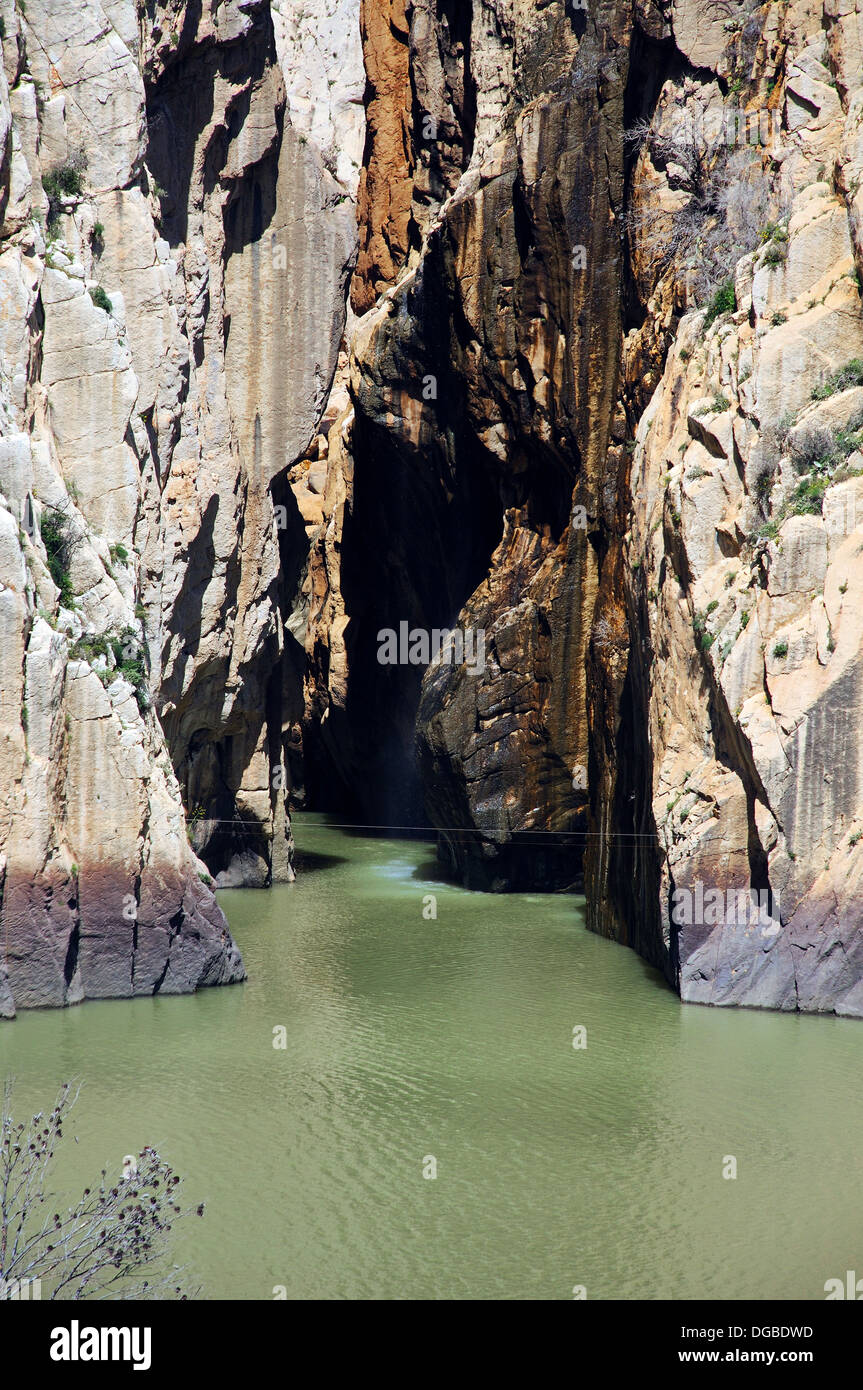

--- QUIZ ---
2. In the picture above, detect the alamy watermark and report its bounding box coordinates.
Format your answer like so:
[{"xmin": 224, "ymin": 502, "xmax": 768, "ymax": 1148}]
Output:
[
  {"xmin": 671, "ymin": 882, "xmax": 780, "ymax": 933},
  {"xmin": 0, "ymin": 1276, "xmax": 41, "ymax": 1300},
  {"xmin": 377, "ymin": 622, "xmax": 486, "ymax": 676}
]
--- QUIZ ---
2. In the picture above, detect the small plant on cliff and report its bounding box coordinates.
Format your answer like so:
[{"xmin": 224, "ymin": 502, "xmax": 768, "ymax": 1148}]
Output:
[
  {"xmin": 70, "ymin": 628, "xmax": 150, "ymax": 713},
  {"xmin": 789, "ymin": 474, "xmax": 831, "ymax": 516},
  {"xmin": 704, "ymin": 281, "xmax": 737, "ymax": 328},
  {"xmin": 110, "ymin": 628, "xmax": 150, "ymax": 712},
  {"xmin": 755, "ymin": 470, "xmax": 773, "ymax": 505},
  {"xmin": 0, "ymin": 1081, "xmax": 203, "ymax": 1300},
  {"xmin": 625, "ymin": 111, "xmax": 782, "ymax": 305},
  {"xmin": 109, "ymin": 542, "xmax": 129, "ymax": 565},
  {"xmin": 811, "ymin": 358, "xmax": 863, "ymax": 401},
  {"xmin": 70, "ymin": 634, "xmax": 110, "ymax": 665},
  {"xmin": 772, "ymin": 640, "xmax": 788, "ymax": 659},
  {"xmin": 89, "ymin": 285, "xmax": 113, "ymax": 314},
  {"xmin": 39, "ymin": 505, "xmax": 77, "ymax": 607},
  {"xmin": 42, "ymin": 154, "xmax": 87, "ymax": 234},
  {"xmin": 693, "ymin": 611, "xmax": 716, "ymax": 651}
]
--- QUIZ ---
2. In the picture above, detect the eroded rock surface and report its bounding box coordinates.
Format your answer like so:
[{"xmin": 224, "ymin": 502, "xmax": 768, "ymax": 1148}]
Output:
[
  {"xmin": 0, "ymin": 0, "xmax": 359, "ymax": 1013},
  {"xmin": 301, "ymin": 0, "xmax": 863, "ymax": 1011},
  {"xmin": 585, "ymin": 0, "xmax": 863, "ymax": 1014}
]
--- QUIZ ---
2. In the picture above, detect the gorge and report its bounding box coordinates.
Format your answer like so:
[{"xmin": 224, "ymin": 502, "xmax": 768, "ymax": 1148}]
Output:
[{"xmin": 1, "ymin": 0, "xmax": 863, "ymax": 1022}]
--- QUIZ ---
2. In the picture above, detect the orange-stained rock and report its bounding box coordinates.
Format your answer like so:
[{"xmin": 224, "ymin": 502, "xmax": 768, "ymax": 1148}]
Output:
[{"xmin": 350, "ymin": 0, "xmax": 414, "ymax": 314}]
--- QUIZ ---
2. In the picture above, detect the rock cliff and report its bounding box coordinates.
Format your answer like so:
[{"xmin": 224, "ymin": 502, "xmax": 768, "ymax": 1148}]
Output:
[
  {"xmin": 3, "ymin": 0, "xmax": 863, "ymax": 1018},
  {"xmin": 0, "ymin": 0, "xmax": 356, "ymax": 1014},
  {"xmin": 297, "ymin": 0, "xmax": 863, "ymax": 1014}
]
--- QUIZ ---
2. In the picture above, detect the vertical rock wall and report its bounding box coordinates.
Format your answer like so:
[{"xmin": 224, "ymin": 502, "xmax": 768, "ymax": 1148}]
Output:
[{"xmin": 0, "ymin": 0, "xmax": 359, "ymax": 1013}]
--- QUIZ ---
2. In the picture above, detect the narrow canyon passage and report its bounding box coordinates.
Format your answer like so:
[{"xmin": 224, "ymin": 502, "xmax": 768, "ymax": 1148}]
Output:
[{"xmin": 2, "ymin": 0, "xmax": 863, "ymax": 1330}]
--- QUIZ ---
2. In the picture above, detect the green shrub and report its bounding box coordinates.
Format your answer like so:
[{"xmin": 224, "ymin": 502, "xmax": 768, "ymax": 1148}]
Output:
[
  {"xmin": 761, "ymin": 222, "xmax": 788, "ymax": 245},
  {"xmin": 772, "ymin": 640, "xmax": 788, "ymax": 659},
  {"xmin": 834, "ymin": 422, "xmax": 863, "ymax": 458},
  {"xmin": 704, "ymin": 281, "xmax": 736, "ymax": 328},
  {"xmin": 110, "ymin": 628, "xmax": 150, "ymax": 712},
  {"xmin": 109, "ymin": 542, "xmax": 129, "ymax": 564},
  {"xmin": 790, "ymin": 475, "xmax": 831, "ymax": 516},
  {"xmin": 763, "ymin": 244, "xmax": 785, "ymax": 268},
  {"xmin": 89, "ymin": 286, "xmax": 112, "ymax": 314},
  {"xmin": 693, "ymin": 612, "xmax": 715, "ymax": 650},
  {"xmin": 40, "ymin": 508, "xmax": 75, "ymax": 606},
  {"xmin": 42, "ymin": 158, "xmax": 86, "ymax": 232},
  {"xmin": 43, "ymin": 164, "xmax": 84, "ymax": 201},
  {"xmin": 71, "ymin": 627, "xmax": 149, "ymax": 713},
  {"xmin": 811, "ymin": 359, "xmax": 863, "ymax": 400}
]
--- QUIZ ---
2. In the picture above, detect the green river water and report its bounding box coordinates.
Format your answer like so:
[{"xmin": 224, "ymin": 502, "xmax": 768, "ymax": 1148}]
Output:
[{"xmin": 2, "ymin": 814, "xmax": 862, "ymax": 1300}]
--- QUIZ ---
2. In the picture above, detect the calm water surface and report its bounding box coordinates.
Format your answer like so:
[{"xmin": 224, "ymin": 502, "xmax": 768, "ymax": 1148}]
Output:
[{"xmin": 2, "ymin": 814, "xmax": 862, "ymax": 1300}]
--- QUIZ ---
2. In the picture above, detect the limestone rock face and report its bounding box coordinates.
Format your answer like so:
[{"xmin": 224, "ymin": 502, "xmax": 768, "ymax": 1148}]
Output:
[
  {"xmin": 300, "ymin": 0, "xmax": 624, "ymax": 886},
  {"xmin": 0, "ymin": 0, "xmax": 359, "ymax": 1013},
  {"xmin": 585, "ymin": 0, "xmax": 863, "ymax": 1015},
  {"xmin": 302, "ymin": 0, "xmax": 863, "ymax": 1013},
  {"xmin": 270, "ymin": 0, "xmax": 365, "ymax": 195},
  {"xmin": 350, "ymin": 0, "xmax": 413, "ymax": 314}
]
